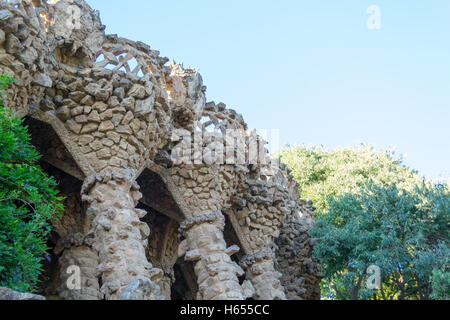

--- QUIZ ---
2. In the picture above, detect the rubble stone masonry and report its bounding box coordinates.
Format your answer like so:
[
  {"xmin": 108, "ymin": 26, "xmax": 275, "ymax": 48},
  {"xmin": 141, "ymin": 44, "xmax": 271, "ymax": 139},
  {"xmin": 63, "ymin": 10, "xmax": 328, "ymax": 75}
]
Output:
[{"xmin": 0, "ymin": 0, "xmax": 322, "ymax": 300}]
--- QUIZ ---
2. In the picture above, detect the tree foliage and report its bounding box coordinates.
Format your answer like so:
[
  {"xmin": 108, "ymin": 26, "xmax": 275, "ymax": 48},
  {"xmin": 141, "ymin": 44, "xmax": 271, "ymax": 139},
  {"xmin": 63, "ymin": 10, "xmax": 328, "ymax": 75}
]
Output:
[
  {"xmin": 280, "ymin": 145, "xmax": 449, "ymax": 300},
  {"xmin": 0, "ymin": 74, "xmax": 63, "ymax": 293}
]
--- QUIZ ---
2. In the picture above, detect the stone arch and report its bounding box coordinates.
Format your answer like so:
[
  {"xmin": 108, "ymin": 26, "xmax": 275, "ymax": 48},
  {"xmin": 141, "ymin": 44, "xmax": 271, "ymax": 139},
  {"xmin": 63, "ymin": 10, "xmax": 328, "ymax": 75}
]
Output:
[
  {"xmin": 137, "ymin": 167, "xmax": 185, "ymax": 223},
  {"xmin": 136, "ymin": 167, "xmax": 192, "ymax": 300},
  {"xmin": 25, "ymin": 116, "xmax": 86, "ymax": 180},
  {"xmin": 223, "ymin": 212, "xmax": 247, "ymax": 270},
  {"xmin": 36, "ymin": 163, "xmax": 91, "ymax": 300},
  {"xmin": 0, "ymin": 0, "xmax": 323, "ymax": 300}
]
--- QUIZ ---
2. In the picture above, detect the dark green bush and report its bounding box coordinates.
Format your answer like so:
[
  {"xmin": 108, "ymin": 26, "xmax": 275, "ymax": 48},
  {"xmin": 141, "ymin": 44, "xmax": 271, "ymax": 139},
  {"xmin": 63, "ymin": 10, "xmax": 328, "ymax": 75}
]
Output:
[{"xmin": 0, "ymin": 74, "xmax": 63, "ymax": 293}]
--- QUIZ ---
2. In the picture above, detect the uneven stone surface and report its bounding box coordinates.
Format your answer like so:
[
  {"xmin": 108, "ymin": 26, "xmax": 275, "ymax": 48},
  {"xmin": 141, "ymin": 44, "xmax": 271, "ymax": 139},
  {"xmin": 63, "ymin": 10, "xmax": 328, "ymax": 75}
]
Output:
[
  {"xmin": 275, "ymin": 177, "xmax": 323, "ymax": 300},
  {"xmin": 0, "ymin": 287, "xmax": 46, "ymax": 300},
  {"xmin": 81, "ymin": 170, "xmax": 163, "ymax": 300},
  {"xmin": 0, "ymin": 0, "xmax": 322, "ymax": 300},
  {"xmin": 119, "ymin": 279, "xmax": 165, "ymax": 300},
  {"xmin": 56, "ymin": 237, "xmax": 102, "ymax": 300},
  {"xmin": 240, "ymin": 249, "xmax": 286, "ymax": 300},
  {"xmin": 179, "ymin": 211, "xmax": 245, "ymax": 300}
]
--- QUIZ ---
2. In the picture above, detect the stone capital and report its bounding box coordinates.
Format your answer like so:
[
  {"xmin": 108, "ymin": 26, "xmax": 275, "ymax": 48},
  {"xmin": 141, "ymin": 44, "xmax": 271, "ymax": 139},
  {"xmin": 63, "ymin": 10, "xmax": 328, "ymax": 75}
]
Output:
[
  {"xmin": 178, "ymin": 211, "xmax": 225, "ymax": 237},
  {"xmin": 81, "ymin": 168, "xmax": 141, "ymax": 204},
  {"xmin": 240, "ymin": 248, "xmax": 275, "ymax": 269},
  {"xmin": 54, "ymin": 232, "xmax": 91, "ymax": 255}
]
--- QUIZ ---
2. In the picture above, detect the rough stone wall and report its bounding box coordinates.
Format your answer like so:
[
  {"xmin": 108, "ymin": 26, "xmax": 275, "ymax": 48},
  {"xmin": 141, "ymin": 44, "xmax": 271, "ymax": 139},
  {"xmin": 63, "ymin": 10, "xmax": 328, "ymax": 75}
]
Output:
[
  {"xmin": 228, "ymin": 168, "xmax": 289, "ymax": 300},
  {"xmin": 275, "ymin": 171, "xmax": 323, "ymax": 300},
  {"xmin": 0, "ymin": 0, "xmax": 322, "ymax": 300}
]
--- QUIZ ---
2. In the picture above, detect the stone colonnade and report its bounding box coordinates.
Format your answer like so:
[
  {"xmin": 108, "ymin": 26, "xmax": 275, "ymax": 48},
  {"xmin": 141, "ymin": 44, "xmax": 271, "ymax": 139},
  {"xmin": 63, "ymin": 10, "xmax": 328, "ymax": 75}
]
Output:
[{"xmin": 0, "ymin": 0, "xmax": 322, "ymax": 301}]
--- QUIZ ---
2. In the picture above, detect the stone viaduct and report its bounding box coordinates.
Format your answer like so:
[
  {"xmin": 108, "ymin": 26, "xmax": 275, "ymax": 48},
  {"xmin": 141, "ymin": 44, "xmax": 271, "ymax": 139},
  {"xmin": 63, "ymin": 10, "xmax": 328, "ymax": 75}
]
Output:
[{"xmin": 0, "ymin": 0, "xmax": 322, "ymax": 300}]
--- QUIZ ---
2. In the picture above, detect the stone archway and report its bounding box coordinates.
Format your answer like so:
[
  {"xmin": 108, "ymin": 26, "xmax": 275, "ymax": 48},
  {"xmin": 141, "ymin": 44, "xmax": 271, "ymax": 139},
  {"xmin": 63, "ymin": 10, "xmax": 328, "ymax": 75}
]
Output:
[
  {"xmin": 0, "ymin": 0, "xmax": 323, "ymax": 300},
  {"xmin": 23, "ymin": 117, "xmax": 95, "ymax": 299},
  {"xmin": 25, "ymin": 117, "xmax": 86, "ymax": 181},
  {"xmin": 136, "ymin": 168, "xmax": 186, "ymax": 300},
  {"xmin": 136, "ymin": 168, "xmax": 185, "ymax": 223}
]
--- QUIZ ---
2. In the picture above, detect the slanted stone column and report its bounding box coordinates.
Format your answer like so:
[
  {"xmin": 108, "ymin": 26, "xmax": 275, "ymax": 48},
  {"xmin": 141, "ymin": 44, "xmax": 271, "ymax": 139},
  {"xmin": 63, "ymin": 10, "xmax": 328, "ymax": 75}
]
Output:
[
  {"xmin": 81, "ymin": 170, "xmax": 163, "ymax": 300},
  {"xmin": 240, "ymin": 249, "xmax": 286, "ymax": 300},
  {"xmin": 275, "ymin": 200, "xmax": 323, "ymax": 300},
  {"xmin": 232, "ymin": 177, "xmax": 289, "ymax": 300},
  {"xmin": 178, "ymin": 211, "xmax": 245, "ymax": 300},
  {"xmin": 169, "ymin": 162, "xmax": 249, "ymax": 300}
]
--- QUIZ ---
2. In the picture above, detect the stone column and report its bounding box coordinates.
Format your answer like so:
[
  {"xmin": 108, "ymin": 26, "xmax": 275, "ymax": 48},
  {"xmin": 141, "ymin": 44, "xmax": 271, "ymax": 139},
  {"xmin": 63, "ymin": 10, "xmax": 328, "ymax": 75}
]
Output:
[
  {"xmin": 81, "ymin": 170, "xmax": 163, "ymax": 300},
  {"xmin": 56, "ymin": 236, "xmax": 102, "ymax": 300},
  {"xmin": 55, "ymin": 233, "xmax": 102, "ymax": 300},
  {"xmin": 240, "ymin": 249, "xmax": 286, "ymax": 300},
  {"xmin": 232, "ymin": 176, "xmax": 289, "ymax": 300},
  {"xmin": 178, "ymin": 211, "xmax": 245, "ymax": 300},
  {"xmin": 275, "ymin": 200, "xmax": 323, "ymax": 300}
]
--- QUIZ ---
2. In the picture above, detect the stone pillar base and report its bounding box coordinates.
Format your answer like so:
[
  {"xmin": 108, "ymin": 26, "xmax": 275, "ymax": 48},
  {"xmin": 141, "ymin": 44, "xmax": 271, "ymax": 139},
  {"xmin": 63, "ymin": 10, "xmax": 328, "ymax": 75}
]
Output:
[{"xmin": 55, "ymin": 234, "xmax": 102, "ymax": 300}]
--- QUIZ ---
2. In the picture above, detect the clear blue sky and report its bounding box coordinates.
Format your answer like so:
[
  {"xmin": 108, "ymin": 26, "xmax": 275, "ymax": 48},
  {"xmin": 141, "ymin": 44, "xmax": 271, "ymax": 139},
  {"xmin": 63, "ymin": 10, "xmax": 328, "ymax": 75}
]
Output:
[{"xmin": 90, "ymin": 0, "xmax": 449, "ymax": 180}]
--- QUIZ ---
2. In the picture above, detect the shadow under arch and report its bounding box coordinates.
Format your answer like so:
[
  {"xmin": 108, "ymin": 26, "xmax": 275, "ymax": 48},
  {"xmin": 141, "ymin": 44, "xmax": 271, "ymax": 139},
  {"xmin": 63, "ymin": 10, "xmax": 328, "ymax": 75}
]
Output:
[
  {"xmin": 23, "ymin": 117, "xmax": 90, "ymax": 299},
  {"xmin": 24, "ymin": 117, "xmax": 86, "ymax": 181},
  {"xmin": 171, "ymin": 258, "xmax": 198, "ymax": 300},
  {"xmin": 137, "ymin": 168, "xmax": 185, "ymax": 223}
]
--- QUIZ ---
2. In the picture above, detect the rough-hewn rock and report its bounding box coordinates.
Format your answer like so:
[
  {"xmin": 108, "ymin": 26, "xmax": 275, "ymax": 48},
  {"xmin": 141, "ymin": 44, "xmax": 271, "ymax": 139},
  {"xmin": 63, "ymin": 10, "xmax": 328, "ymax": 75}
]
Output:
[
  {"xmin": 275, "ymin": 177, "xmax": 323, "ymax": 300},
  {"xmin": 179, "ymin": 211, "xmax": 245, "ymax": 300},
  {"xmin": 0, "ymin": 287, "xmax": 45, "ymax": 301},
  {"xmin": 119, "ymin": 279, "xmax": 165, "ymax": 300},
  {"xmin": 0, "ymin": 0, "xmax": 322, "ymax": 301}
]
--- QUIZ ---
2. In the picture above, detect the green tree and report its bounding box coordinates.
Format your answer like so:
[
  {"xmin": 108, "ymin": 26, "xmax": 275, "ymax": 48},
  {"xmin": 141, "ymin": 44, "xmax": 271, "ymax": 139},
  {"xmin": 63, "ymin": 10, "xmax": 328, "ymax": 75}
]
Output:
[
  {"xmin": 280, "ymin": 145, "xmax": 449, "ymax": 300},
  {"xmin": 0, "ymin": 74, "xmax": 63, "ymax": 293},
  {"xmin": 280, "ymin": 145, "xmax": 424, "ymax": 213}
]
